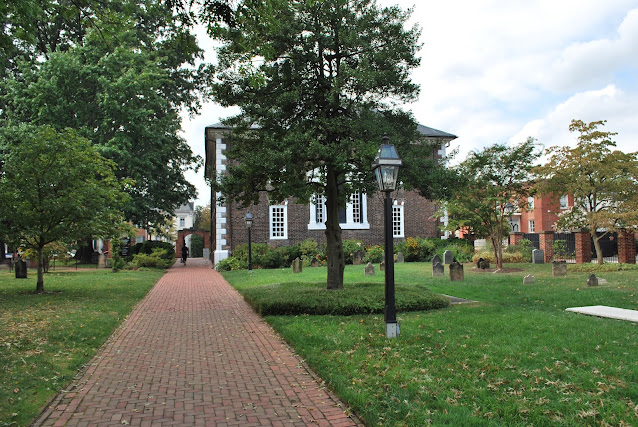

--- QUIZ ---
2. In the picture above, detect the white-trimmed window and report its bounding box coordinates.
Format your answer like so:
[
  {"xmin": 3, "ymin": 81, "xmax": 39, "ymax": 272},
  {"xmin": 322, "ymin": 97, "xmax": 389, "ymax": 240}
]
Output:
[
  {"xmin": 529, "ymin": 220, "xmax": 535, "ymax": 233},
  {"xmin": 560, "ymin": 195, "xmax": 568, "ymax": 209},
  {"xmin": 270, "ymin": 202, "xmax": 288, "ymax": 239},
  {"xmin": 392, "ymin": 200, "xmax": 404, "ymax": 238},
  {"xmin": 308, "ymin": 192, "xmax": 369, "ymax": 230},
  {"xmin": 179, "ymin": 217, "xmax": 185, "ymax": 228}
]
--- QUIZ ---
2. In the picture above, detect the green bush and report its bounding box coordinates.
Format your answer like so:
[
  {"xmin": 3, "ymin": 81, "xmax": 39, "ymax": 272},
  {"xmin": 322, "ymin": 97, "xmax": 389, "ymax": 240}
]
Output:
[
  {"xmin": 472, "ymin": 250, "xmax": 522, "ymax": 264},
  {"xmin": 438, "ymin": 239, "xmax": 474, "ymax": 263},
  {"xmin": 216, "ymin": 256, "xmax": 244, "ymax": 271},
  {"xmin": 130, "ymin": 248, "xmax": 174, "ymax": 269},
  {"xmin": 279, "ymin": 244, "xmax": 302, "ymax": 267},
  {"xmin": 364, "ymin": 245, "xmax": 384, "ymax": 263},
  {"xmin": 190, "ymin": 234, "xmax": 204, "ymax": 257},
  {"xmin": 300, "ymin": 239, "xmax": 319, "ymax": 259},
  {"xmin": 507, "ymin": 238, "xmax": 534, "ymax": 263},
  {"xmin": 130, "ymin": 240, "xmax": 175, "ymax": 261},
  {"xmin": 241, "ymin": 282, "xmax": 450, "ymax": 316},
  {"xmin": 343, "ymin": 239, "xmax": 364, "ymax": 264}
]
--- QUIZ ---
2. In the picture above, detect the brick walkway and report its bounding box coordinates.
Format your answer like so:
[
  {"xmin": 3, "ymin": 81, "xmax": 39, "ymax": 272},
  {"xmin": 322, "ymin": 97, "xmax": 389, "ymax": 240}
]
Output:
[{"xmin": 35, "ymin": 259, "xmax": 361, "ymax": 426}]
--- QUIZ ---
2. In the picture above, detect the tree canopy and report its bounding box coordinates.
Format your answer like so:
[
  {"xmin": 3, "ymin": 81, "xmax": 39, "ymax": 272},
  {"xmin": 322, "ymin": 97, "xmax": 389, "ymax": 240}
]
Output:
[
  {"xmin": 0, "ymin": 124, "xmax": 128, "ymax": 292},
  {"xmin": 1, "ymin": 0, "xmax": 204, "ymax": 228},
  {"xmin": 208, "ymin": 0, "xmax": 454, "ymax": 289},
  {"xmin": 534, "ymin": 120, "xmax": 638, "ymax": 264},
  {"xmin": 443, "ymin": 138, "xmax": 540, "ymax": 269}
]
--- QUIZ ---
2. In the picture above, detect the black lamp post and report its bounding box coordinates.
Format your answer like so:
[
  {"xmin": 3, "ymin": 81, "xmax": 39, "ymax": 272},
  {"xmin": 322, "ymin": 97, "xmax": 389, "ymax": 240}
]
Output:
[
  {"xmin": 371, "ymin": 135, "xmax": 402, "ymax": 338},
  {"xmin": 245, "ymin": 212, "xmax": 253, "ymax": 273}
]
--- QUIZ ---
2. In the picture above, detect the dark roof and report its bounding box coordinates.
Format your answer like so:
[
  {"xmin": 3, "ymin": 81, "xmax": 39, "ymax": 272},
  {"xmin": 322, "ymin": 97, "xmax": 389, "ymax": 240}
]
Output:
[{"xmin": 207, "ymin": 122, "xmax": 457, "ymax": 139}]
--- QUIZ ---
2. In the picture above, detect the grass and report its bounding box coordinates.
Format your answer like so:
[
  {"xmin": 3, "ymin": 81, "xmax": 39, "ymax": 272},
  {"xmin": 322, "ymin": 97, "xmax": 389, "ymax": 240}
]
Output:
[
  {"xmin": 223, "ymin": 262, "xmax": 638, "ymax": 426},
  {"xmin": 0, "ymin": 268, "xmax": 163, "ymax": 426}
]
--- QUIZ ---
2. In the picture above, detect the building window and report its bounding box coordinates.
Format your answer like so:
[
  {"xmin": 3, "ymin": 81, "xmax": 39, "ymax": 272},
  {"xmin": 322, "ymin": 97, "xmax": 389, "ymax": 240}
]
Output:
[
  {"xmin": 308, "ymin": 193, "xmax": 369, "ymax": 230},
  {"xmin": 527, "ymin": 196, "xmax": 534, "ymax": 210},
  {"xmin": 179, "ymin": 217, "xmax": 185, "ymax": 228},
  {"xmin": 270, "ymin": 203, "xmax": 288, "ymax": 239},
  {"xmin": 529, "ymin": 220, "xmax": 535, "ymax": 233},
  {"xmin": 392, "ymin": 200, "xmax": 404, "ymax": 238},
  {"xmin": 560, "ymin": 195, "xmax": 568, "ymax": 209}
]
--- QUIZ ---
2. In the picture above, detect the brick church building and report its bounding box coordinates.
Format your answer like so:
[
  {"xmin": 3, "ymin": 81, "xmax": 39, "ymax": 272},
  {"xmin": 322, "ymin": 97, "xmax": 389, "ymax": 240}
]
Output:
[{"xmin": 204, "ymin": 123, "xmax": 457, "ymax": 263}]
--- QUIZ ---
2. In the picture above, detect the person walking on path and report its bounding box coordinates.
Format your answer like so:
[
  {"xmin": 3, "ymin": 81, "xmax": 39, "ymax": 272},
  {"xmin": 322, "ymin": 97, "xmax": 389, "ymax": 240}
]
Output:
[
  {"xmin": 181, "ymin": 243, "xmax": 189, "ymax": 264},
  {"xmin": 35, "ymin": 258, "xmax": 360, "ymax": 426}
]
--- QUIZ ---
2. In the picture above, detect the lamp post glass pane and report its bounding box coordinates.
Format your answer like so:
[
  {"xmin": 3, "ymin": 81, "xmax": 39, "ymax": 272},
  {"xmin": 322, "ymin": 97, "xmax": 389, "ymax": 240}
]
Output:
[
  {"xmin": 381, "ymin": 166, "xmax": 399, "ymax": 191},
  {"xmin": 245, "ymin": 213, "xmax": 253, "ymax": 229}
]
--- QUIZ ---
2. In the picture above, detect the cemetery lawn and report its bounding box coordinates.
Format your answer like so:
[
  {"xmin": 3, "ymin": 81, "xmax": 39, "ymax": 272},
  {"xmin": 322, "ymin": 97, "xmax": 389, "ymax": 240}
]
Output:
[
  {"xmin": 0, "ymin": 268, "xmax": 163, "ymax": 426},
  {"xmin": 223, "ymin": 263, "xmax": 638, "ymax": 426}
]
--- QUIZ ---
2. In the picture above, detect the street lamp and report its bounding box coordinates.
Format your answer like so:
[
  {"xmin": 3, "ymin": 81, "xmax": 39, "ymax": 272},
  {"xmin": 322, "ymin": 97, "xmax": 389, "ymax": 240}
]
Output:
[
  {"xmin": 245, "ymin": 212, "xmax": 253, "ymax": 273},
  {"xmin": 371, "ymin": 135, "xmax": 402, "ymax": 338}
]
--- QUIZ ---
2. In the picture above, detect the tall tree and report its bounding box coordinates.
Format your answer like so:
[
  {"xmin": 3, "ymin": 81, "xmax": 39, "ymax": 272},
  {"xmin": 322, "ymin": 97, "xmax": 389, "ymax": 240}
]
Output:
[
  {"xmin": 0, "ymin": 124, "xmax": 128, "ymax": 293},
  {"xmin": 443, "ymin": 138, "xmax": 540, "ymax": 269},
  {"xmin": 534, "ymin": 120, "xmax": 638, "ymax": 264},
  {"xmin": 2, "ymin": 4, "xmax": 202, "ymax": 227},
  {"xmin": 209, "ymin": 0, "xmax": 425, "ymax": 289}
]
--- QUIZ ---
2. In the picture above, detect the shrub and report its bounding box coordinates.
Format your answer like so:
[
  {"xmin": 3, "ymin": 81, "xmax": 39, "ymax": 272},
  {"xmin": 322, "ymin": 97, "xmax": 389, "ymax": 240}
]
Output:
[
  {"xmin": 507, "ymin": 238, "xmax": 534, "ymax": 263},
  {"xmin": 364, "ymin": 245, "xmax": 384, "ymax": 263},
  {"xmin": 472, "ymin": 250, "xmax": 522, "ymax": 264},
  {"xmin": 279, "ymin": 244, "xmax": 302, "ymax": 267},
  {"xmin": 343, "ymin": 239, "xmax": 364, "ymax": 264},
  {"xmin": 130, "ymin": 248, "xmax": 174, "ymax": 269},
  {"xmin": 216, "ymin": 256, "xmax": 244, "ymax": 271},
  {"xmin": 403, "ymin": 237, "xmax": 421, "ymax": 262},
  {"xmin": 241, "ymin": 282, "xmax": 450, "ymax": 316},
  {"xmin": 130, "ymin": 241, "xmax": 175, "ymax": 261},
  {"xmin": 110, "ymin": 238, "xmax": 127, "ymax": 272},
  {"xmin": 190, "ymin": 234, "xmax": 204, "ymax": 257},
  {"xmin": 439, "ymin": 241, "xmax": 474, "ymax": 263},
  {"xmin": 299, "ymin": 239, "xmax": 318, "ymax": 258}
]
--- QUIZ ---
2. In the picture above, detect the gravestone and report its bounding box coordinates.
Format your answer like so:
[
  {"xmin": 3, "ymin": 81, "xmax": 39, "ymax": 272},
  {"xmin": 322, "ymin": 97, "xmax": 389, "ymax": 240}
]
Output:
[
  {"xmin": 523, "ymin": 274, "xmax": 535, "ymax": 285},
  {"xmin": 449, "ymin": 261, "xmax": 464, "ymax": 281},
  {"xmin": 587, "ymin": 273, "xmax": 599, "ymax": 287},
  {"xmin": 396, "ymin": 252, "xmax": 404, "ymax": 263},
  {"xmin": 353, "ymin": 250, "xmax": 365, "ymax": 265},
  {"xmin": 552, "ymin": 260, "xmax": 567, "ymax": 277},
  {"xmin": 15, "ymin": 258, "xmax": 27, "ymax": 279},
  {"xmin": 310, "ymin": 257, "xmax": 319, "ymax": 267},
  {"xmin": 532, "ymin": 249, "xmax": 545, "ymax": 264},
  {"xmin": 443, "ymin": 250, "xmax": 454, "ymax": 265},
  {"xmin": 365, "ymin": 262, "xmax": 375, "ymax": 276},
  {"xmin": 379, "ymin": 261, "xmax": 385, "ymax": 271},
  {"xmin": 98, "ymin": 253, "xmax": 107, "ymax": 268},
  {"xmin": 432, "ymin": 254, "xmax": 442, "ymax": 266},
  {"xmin": 598, "ymin": 278, "xmax": 608, "ymax": 284},
  {"xmin": 477, "ymin": 258, "xmax": 490, "ymax": 269},
  {"xmin": 292, "ymin": 257, "xmax": 302, "ymax": 273},
  {"xmin": 432, "ymin": 262, "xmax": 444, "ymax": 277}
]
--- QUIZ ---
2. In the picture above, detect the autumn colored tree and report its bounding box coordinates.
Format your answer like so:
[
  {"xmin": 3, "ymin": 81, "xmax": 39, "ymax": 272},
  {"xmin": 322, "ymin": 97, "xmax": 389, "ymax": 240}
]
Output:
[
  {"xmin": 534, "ymin": 120, "xmax": 638, "ymax": 264},
  {"xmin": 443, "ymin": 138, "xmax": 540, "ymax": 269}
]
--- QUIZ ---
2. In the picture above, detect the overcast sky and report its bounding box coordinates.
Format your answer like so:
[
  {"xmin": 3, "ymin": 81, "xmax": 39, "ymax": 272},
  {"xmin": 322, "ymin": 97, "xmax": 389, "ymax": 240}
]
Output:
[{"xmin": 182, "ymin": 0, "xmax": 638, "ymax": 207}]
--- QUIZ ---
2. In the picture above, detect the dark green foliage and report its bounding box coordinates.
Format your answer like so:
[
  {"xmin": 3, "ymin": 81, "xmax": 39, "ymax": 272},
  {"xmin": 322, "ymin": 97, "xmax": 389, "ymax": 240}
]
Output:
[
  {"xmin": 130, "ymin": 249, "xmax": 174, "ymax": 269},
  {"xmin": 507, "ymin": 238, "xmax": 535, "ymax": 263},
  {"xmin": 342, "ymin": 239, "xmax": 364, "ymax": 264},
  {"xmin": 190, "ymin": 234, "xmax": 204, "ymax": 257},
  {"xmin": 130, "ymin": 241, "xmax": 175, "ymax": 261},
  {"xmin": 215, "ymin": 256, "xmax": 245, "ymax": 272},
  {"xmin": 241, "ymin": 282, "xmax": 449, "ymax": 316},
  {"xmin": 393, "ymin": 237, "xmax": 474, "ymax": 263}
]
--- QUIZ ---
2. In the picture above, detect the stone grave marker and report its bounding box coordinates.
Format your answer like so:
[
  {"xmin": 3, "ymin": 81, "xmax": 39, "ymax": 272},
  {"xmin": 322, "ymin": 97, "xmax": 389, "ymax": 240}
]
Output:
[
  {"xmin": 310, "ymin": 257, "xmax": 319, "ymax": 267},
  {"xmin": 396, "ymin": 252, "xmax": 404, "ymax": 263},
  {"xmin": 432, "ymin": 254, "xmax": 442, "ymax": 266},
  {"xmin": 379, "ymin": 261, "xmax": 385, "ymax": 271},
  {"xmin": 532, "ymin": 249, "xmax": 545, "ymax": 264},
  {"xmin": 365, "ymin": 262, "xmax": 375, "ymax": 276},
  {"xmin": 432, "ymin": 262, "xmax": 444, "ymax": 277},
  {"xmin": 449, "ymin": 261, "xmax": 464, "ymax": 281},
  {"xmin": 15, "ymin": 258, "xmax": 27, "ymax": 279},
  {"xmin": 477, "ymin": 258, "xmax": 490, "ymax": 269},
  {"xmin": 353, "ymin": 250, "xmax": 365, "ymax": 265},
  {"xmin": 443, "ymin": 250, "xmax": 454, "ymax": 265},
  {"xmin": 552, "ymin": 260, "xmax": 567, "ymax": 277},
  {"xmin": 587, "ymin": 273, "xmax": 599, "ymax": 287},
  {"xmin": 523, "ymin": 274, "xmax": 535, "ymax": 284},
  {"xmin": 292, "ymin": 257, "xmax": 302, "ymax": 273}
]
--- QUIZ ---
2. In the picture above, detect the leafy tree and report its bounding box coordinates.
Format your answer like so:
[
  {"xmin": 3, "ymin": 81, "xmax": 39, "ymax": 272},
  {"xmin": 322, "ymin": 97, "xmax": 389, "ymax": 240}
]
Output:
[
  {"xmin": 209, "ymin": 0, "xmax": 432, "ymax": 289},
  {"xmin": 0, "ymin": 124, "xmax": 128, "ymax": 293},
  {"xmin": 194, "ymin": 203, "xmax": 212, "ymax": 231},
  {"xmin": 443, "ymin": 138, "xmax": 540, "ymax": 269},
  {"xmin": 1, "ymin": 0, "xmax": 203, "ymax": 230},
  {"xmin": 534, "ymin": 120, "xmax": 638, "ymax": 264}
]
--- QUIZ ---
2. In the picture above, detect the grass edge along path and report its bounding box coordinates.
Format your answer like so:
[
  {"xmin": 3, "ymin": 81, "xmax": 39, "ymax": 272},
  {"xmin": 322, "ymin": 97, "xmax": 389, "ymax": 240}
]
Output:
[
  {"xmin": 0, "ymin": 268, "xmax": 164, "ymax": 426},
  {"xmin": 223, "ymin": 262, "xmax": 638, "ymax": 426}
]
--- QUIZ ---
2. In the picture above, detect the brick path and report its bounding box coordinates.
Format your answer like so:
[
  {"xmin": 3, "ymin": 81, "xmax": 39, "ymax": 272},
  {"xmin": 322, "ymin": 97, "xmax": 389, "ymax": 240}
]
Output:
[{"xmin": 35, "ymin": 258, "xmax": 361, "ymax": 426}]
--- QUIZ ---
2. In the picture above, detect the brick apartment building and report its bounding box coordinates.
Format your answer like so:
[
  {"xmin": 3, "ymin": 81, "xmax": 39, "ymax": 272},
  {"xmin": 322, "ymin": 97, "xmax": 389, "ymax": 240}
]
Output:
[
  {"xmin": 508, "ymin": 193, "xmax": 575, "ymax": 234},
  {"xmin": 204, "ymin": 123, "xmax": 457, "ymax": 263}
]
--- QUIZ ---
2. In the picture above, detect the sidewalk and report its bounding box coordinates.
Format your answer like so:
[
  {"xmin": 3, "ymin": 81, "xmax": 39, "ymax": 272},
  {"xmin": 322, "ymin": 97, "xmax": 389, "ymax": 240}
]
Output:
[{"xmin": 35, "ymin": 258, "xmax": 361, "ymax": 426}]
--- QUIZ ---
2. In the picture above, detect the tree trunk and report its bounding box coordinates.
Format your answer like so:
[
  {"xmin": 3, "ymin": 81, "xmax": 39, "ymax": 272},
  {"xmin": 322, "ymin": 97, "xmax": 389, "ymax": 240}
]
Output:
[
  {"xmin": 36, "ymin": 245, "xmax": 45, "ymax": 293},
  {"xmin": 325, "ymin": 166, "xmax": 345, "ymax": 290},
  {"xmin": 0, "ymin": 239, "xmax": 7, "ymax": 265},
  {"xmin": 76, "ymin": 236, "xmax": 95, "ymax": 263},
  {"xmin": 592, "ymin": 233, "xmax": 604, "ymax": 265}
]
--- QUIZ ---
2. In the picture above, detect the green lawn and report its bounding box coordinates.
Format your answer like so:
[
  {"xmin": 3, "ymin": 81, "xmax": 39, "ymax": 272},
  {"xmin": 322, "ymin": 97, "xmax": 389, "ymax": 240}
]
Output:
[
  {"xmin": 0, "ymin": 268, "xmax": 163, "ymax": 426},
  {"xmin": 223, "ymin": 263, "xmax": 638, "ymax": 426}
]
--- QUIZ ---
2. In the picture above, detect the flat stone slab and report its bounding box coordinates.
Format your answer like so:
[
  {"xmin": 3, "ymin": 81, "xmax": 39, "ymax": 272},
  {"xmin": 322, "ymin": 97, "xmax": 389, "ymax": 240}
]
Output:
[
  {"xmin": 565, "ymin": 305, "xmax": 638, "ymax": 322},
  {"xmin": 442, "ymin": 294, "xmax": 476, "ymax": 304}
]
